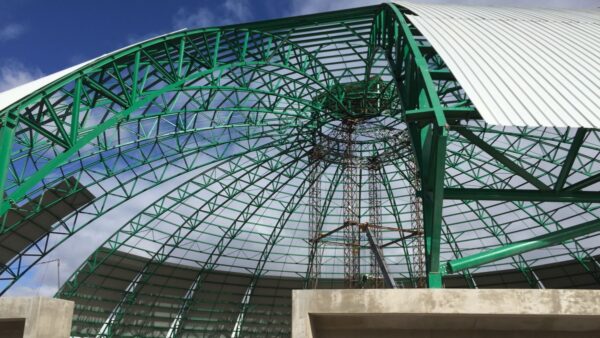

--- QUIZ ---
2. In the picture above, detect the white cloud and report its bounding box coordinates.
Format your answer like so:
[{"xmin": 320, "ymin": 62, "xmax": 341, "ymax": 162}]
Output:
[
  {"xmin": 173, "ymin": 7, "xmax": 218, "ymax": 29},
  {"xmin": 0, "ymin": 23, "xmax": 25, "ymax": 42},
  {"xmin": 290, "ymin": 0, "xmax": 378, "ymax": 15},
  {"xmin": 223, "ymin": 0, "xmax": 253, "ymax": 22},
  {"xmin": 0, "ymin": 59, "xmax": 43, "ymax": 92},
  {"xmin": 120, "ymin": 0, "xmax": 254, "ymax": 48},
  {"xmin": 173, "ymin": 0, "xmax": 253, "ymax": 29}
]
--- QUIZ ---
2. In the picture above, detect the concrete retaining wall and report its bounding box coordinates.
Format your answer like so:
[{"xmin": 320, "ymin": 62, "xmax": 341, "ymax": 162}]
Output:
[{"xmin": 292, "ymin": 289, "xmax": 600, "ymax": 338}]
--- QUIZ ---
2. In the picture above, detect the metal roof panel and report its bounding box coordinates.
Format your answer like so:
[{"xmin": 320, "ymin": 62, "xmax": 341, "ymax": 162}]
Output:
[{"xmin": 398, "ymin": 1, "xmax": 600, "ymax": 128}]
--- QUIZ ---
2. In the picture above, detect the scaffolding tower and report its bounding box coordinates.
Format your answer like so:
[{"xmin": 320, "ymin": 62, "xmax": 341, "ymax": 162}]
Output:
[
  {"xmin": 342, "ymin": 120, "xmax": 360, "ymax": 288},
  {"xmin": 306, "ymin": 144, "xmax": 323, "ymax": 289},
  {"xmin": 408, "ymin": 155, "xmax": 426, "ymax": 288},
  {"xmin": 367, "ymin": 158, "xmax": 384, "ymax": 288}
]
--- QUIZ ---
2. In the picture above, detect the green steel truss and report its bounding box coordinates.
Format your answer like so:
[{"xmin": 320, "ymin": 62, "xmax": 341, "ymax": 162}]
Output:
[{"xmin": 0, "ymin": 3, "xmax": 598, "ymax": 337}]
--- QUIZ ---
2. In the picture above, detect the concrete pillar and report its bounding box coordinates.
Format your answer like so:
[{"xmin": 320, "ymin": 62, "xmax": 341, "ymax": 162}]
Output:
[
  {"xmin": 0, "ymin": 297, "xmax": 74, "ymax": 338},
  {"xmin": 292, "ymin": 289, "xmax": 600, "ymax": 338}
]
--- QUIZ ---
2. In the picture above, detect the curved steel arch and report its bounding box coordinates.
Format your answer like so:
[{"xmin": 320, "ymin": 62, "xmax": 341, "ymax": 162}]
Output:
[
  {"xmin": 0, "ymin": 26, "xmax": 351, "ymax": 294},
  {"xmin": 0, "ymin": 67, "xmax": 339, "ymax": 293},
  {"xmin": 0, "ymin": 122, "xmax": 306, "ymax": 293},
  {"xmin": 0, "ymin": 27, "xmax": 345, "ymax": 219},
  {"xmin": 1, "ymin": 61, "xmax": 337, "ymax": 237}
]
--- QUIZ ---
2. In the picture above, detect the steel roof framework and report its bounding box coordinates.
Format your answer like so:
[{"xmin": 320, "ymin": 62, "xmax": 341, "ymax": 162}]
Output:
[{"xmin": 0, "ymin": 2, "xmax": 598, "ymax": 337}]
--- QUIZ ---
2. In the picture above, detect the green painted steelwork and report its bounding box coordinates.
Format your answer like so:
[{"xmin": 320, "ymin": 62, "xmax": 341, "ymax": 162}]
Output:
[
  {"xmin": 555, "ymin": 128, "xmax": 588, "ymax": 191},
  {"xmin": 0, "ymin": 2, "xmax": 598, "ymax": 336},
  {"xmin": 446, "ymin": 218, "xmax": 600, "ymax": 274},
  {"xmin": 444, "ymin": 188, "xmax": 600, "ymax": 203},
  {"xmin": 0, "ymin": 112, "xmax": 18, "ymax": 203},
  {"xmin": 369, "ymin": 3, "xmax": 451, "ymax": 288}
]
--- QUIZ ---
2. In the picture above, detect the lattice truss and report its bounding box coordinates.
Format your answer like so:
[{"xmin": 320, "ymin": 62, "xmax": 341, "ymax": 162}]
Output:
[{"xmin": 0, "ymin": 3, "xmax": 598, "ymax": 337}]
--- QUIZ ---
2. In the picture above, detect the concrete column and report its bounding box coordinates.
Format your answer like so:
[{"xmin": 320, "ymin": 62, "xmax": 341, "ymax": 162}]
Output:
[{"xmin": 0, "ymin": 297, "xmax": 74, "ymax": 338}]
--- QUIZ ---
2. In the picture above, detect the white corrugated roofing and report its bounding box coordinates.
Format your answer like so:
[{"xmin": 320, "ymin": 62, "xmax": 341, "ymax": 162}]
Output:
[{"xmin": 397, "ymin": 1, "xmax": 600, "ymax": 128}]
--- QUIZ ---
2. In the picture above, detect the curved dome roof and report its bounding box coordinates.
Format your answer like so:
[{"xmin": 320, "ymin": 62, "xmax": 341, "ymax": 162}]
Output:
[{"xmin": 0, "ymin": 1, "xmax": 599, "ymax": 337}]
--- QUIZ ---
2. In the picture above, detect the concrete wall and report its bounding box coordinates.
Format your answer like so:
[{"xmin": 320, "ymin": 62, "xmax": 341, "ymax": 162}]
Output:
[
  {"xmin": 292, "ymin": 289, "xmax": 600, "ymax": 338},
  {"xmin": 0, "ymin": 297, "xmax": 74, "ymax": 338}
]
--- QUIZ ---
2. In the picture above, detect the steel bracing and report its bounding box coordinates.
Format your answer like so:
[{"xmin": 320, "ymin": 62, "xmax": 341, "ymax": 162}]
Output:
[
  {"xmin": 0, "ymin": 2, "xmax": 599, "ymax": 337},
  {"xmin": 341, "ymin": 120, "xmax": 360, "ymax": 288},
  {"xmin": 367, "ymin": 158, "xmax": 384, "ymax": 288},
  {"xmin": 306, "ymin": 143, "xmax": 324, "ymax": 289}
]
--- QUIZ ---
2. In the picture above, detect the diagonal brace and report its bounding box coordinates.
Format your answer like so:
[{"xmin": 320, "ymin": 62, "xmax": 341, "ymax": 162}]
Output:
[
  {"xmin": 555, "ymin": 128, "xmax": 587, "ymax": 192},
  {"xmin": 446, "ymin": 218, "xmax": 600, "ymax": 274},
  {"xmin": 443, "ymin": 188, "xmax": 600, "ymax": 203},
  {"xmin": 457, "ymin": 128, "xmax": 550, "ymax": 191},
  {"xmin": 362, "ymin": 223, "xmax": 397, "ymax": 288}
]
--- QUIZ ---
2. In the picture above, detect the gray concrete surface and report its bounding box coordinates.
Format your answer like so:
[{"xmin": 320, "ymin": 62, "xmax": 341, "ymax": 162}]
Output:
[
  {"xmin": 292, "ymin": 289, "xmax": 600, "ymax": 338},
  {"xmin": 0, "ymin": 297, "xmax": 74, "ymax": 338}
]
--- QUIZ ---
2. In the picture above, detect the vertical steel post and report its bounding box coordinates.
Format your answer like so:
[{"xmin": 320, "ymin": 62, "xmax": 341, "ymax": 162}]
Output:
[
  {"xmin": 382, "ymin": 3, "xmax": 449, "ymax": 288},
  {"xmin": 0, "ymin": 111, "xmax": 18, "ymax": 205},
  {"xmin": 420, "ymin": 125, "xmax": 447, "ymax": 288}
]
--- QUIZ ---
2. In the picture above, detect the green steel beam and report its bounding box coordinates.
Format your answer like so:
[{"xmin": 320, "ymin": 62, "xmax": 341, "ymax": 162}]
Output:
[
  {"xmin": 70, "ymin": 78, "xmax": 82, "ymax": 143},
  {"xmin": 18, "ymin": 115, "xmax": 71, "ymax": 149},
  {"xmin": 0, "ymin": 112, "xmax": 18, "ymax": 202},
  {"xmin": 446, "ymin": 218, "xmax": 600, "ymax": 274},
  {"xmin": 421, "ymin": 125, "xmax": 447, "ymax": 288},
  {"xmin": 441, "ymin": 224, "xmax": 478, "ymax": 288},
  {"xmin": 456, "ymin": 127, "xmax": 550, "ymax": 191},
  {"xmin": 82, "ymin": 76, "xmax": 129, "ymax": 108},
  {"xmin": 450, "ymin": 197, "xmax": 546, "ymax": 289},
  {"xmin": 404, "ymin": 107, "xmax": 480, "ymax": 123},
  {"xmin": 385, "ymin": 4, "xmax": 447, "ymax": 128},
  {"xmin": 565, "ymin": 173, "xmax": 600, "ymax": 192},
  {"xmin": 42, "ymin": 97, "xmax": 72, "ymax": 147},
  {"xmin": 131, "ymin": 51, "xmax": 141, "ymax": 102},
  {"xmin": 444, "ymin": 188, "xmax": 600, "ymax": 203},
  {"xmin": 555, "ymin": 128, "xmax": 587, "ymax": 192},
  {"xmin": 380, "ymin": 3, "xmax": 450, "ymax": 288},
  {"xmin": 444, "ymin": 133, "xmax": 600, "ymax": 287}
]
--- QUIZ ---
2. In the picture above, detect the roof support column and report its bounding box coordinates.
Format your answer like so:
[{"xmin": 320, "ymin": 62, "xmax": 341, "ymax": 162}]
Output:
[
  {"xmin": 381, "ymin": 3, "xmax": 449, "ymax": 287},
  {"xmin": 418, "ymin": 124, "xmax": 447, "ymax": 288},
  {"xmin": 407, "ymin": 120, "xmax": 447, "ymax": 288}
]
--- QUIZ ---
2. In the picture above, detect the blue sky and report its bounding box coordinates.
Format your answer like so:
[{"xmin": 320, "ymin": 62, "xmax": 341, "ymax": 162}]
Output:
[
  {"xmin": 0, "ymin": 0, "xmax": 295, "ymax": 90},
  {"xmin": 0, "ymin": 0, "xmax": 598, "ymax": 92}
]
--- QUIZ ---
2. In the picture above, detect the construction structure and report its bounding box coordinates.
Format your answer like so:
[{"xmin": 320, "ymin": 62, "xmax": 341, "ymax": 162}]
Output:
[{"xmin": 0, "ymin": 1, "xmax": 599, "ymax": 337}]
